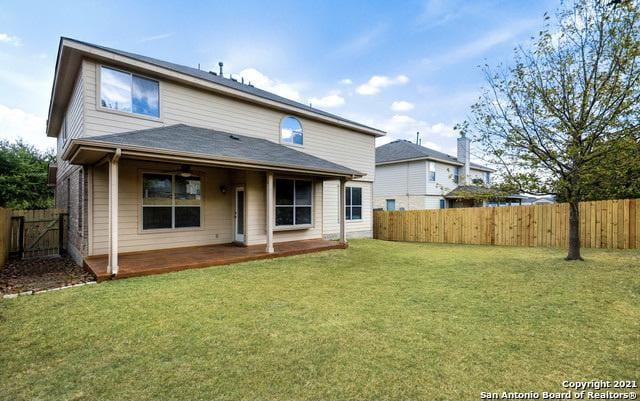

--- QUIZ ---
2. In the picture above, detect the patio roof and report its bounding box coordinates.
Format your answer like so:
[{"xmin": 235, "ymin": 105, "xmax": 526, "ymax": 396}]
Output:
[
  {"xmin": 63, "ymin": 124, "xmax": 364, "ymax": 178},
  {"xmin": 445, "ymin": 185, "xmax": 525, "ymax": 200}
]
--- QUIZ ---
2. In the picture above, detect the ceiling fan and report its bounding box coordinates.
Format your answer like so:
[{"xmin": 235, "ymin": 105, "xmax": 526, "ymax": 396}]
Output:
[{"xmin": 172, "ymin": 164, "xmax": 193, "ymax": 177}]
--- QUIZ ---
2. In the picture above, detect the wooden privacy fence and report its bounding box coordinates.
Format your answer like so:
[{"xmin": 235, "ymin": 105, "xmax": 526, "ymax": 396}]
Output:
[
  {"xmin": 0, "ymin": 208, "xmax": 11, "ymax": 266},
  {"xmin": 9, "ymin": 209, "xmax": 67, "ymax": 259},
  {"xmin": 373, "ymin": 199, "xmax": 640, "ymax": 249}
]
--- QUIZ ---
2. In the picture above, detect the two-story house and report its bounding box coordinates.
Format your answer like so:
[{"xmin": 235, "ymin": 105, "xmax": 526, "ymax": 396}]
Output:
[
  {"xmin": 47, "ymin": 38, "xmax": 385, "ymax": 277},
  {"xmin": 373, "ymin": 134, "xmax": 504, "ymax": 210}
]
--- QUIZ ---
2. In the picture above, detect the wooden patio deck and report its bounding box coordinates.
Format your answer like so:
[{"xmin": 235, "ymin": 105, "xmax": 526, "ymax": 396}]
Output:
[{"xmin": 84, "ymin": 239, "xmax": 346, "ymax": 282}]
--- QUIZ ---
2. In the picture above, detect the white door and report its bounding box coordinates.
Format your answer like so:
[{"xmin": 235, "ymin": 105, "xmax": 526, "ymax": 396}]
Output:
[{"xmin": 234, "ymin": 187, "xmax": 245, "ymax": 243}]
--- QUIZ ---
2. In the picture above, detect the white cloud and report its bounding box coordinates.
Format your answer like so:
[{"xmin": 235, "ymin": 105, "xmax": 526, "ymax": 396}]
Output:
[
  {"xmin": 139, "ymin": 33, "xmax": 173, "ymax": 43},
  {"xmin": 391, "ymin": 100, "xmax": 414, "ymax": 112},
  {"xmin": 339, "ymin": 78, "xmax": 353, "ymax": 85},
  {"xmin": 421, "ymin": 20, "xmax": 538, "ymax": 68},
  {"xmin": 308, "ymin": 91, "xmax": 345, "ymax": 108},
  {"xmin": 236, "ymin": 68, "xmax": 301, "ymax": 101},
  {"xmin": 0, "ymin": 104, "xmax": 53, "ymax": 151},
  {"xmin": 0, "ymin": 33, "xmax": 21, "ymax": 46},
  {"xmin": 0, "ymin": 67, "xmax": 50, "ymax": 94},
  {"xmin": 356, "ymin": 74, "xmax": 409, "ymax": 95},
  {"xmin": 330, "ymin": 25, "xmax": 387, "ymax": 58}
]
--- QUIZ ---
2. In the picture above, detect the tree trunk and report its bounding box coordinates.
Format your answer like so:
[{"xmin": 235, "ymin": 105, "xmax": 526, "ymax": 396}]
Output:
[{"xmin": 566, "ymin": 200, "xmax": 583, "ymax": 261}]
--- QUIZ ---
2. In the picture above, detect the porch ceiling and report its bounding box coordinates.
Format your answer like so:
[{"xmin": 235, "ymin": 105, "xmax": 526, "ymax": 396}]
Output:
[{"xmin": 64, "ymin": 124, "xmax": 364, "ymax": 179}]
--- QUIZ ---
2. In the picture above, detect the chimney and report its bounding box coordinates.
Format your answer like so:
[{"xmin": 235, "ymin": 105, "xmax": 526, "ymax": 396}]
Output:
[
  {"xmin": 457, "ymin": 132, "xmax": 471, "ymax": 185},
  {"xmin": 218, "ymin": 61, "xmax": 224, "ymax": 77}
]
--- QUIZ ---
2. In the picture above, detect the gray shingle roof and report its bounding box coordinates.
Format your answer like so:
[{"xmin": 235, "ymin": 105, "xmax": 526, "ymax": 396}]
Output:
[
  {"xmin": 445, "ymin": 185, "xmax": 524, "ymax": 200},
  {"xmin": 84, "ymin": 124, "xmax": 363, "ymax": 177},
  {"xmin": 375, "ymin": 140, "xmax": 493, "ymax": 171},
  {"xmin": 63, "ymin": 37, "xmax": 383, "ymax": 135}
]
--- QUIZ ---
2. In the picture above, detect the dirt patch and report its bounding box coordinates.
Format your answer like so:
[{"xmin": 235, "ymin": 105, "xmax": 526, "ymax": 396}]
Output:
[{"xmin": 0, "ymin": 257, "xmax": 95, "ymax": 295}]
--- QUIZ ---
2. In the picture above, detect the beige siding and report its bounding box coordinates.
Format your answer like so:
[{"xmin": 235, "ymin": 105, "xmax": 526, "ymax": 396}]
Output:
[
  {"xmin": 244, "ymin": 171, "xmax": 324, "ymax": 245},
  {"xmin": 92, "ymin": 162, "xmax": 330, "ymax": 255},
  {"xmin": 91, "ymin": 164, "xmax": 108, "ymax": 254},
  {"xmin": 92, "ymin": 159, "xmax": 233, "ymax": 255},
  {"xmin": 82, "ymin": 60, "xmax": 376, "ymax": 181},
  {"xmin": 322, "ymin": 180, "xmax": 372, "ymax": 237},
  {"xmin": 56, "ymin": 66, "xmax": 85, "ymax": 180}
]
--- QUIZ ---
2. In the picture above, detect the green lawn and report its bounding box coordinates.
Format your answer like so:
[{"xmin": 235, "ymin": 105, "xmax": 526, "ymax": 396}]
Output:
[{"xmin": 1, "ymin": 240, "xmax": 638, "ymax": 400}]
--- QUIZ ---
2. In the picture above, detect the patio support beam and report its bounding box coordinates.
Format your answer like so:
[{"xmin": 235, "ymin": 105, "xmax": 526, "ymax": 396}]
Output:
[
  {"xmin": 339, "ymin": 177, "xmax": 347, "ymax": 245},
  {"xmin": 107, "ymin": 148, "xmax": 121, "ymax": 275},
  {"xmin": 266, "ymin": 171, "xmax": 274, "ymax": 253}
]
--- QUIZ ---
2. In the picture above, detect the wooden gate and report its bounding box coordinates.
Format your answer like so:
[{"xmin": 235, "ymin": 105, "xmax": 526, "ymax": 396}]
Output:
[{"xmin": 9, "ymin": 209, "xmax": 67, "ymax": 258}]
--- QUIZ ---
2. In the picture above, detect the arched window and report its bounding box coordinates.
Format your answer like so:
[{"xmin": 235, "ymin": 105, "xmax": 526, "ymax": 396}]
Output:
[{"xmin": 280, "ymin": 116, "xmax": 303, "ymax": 145}]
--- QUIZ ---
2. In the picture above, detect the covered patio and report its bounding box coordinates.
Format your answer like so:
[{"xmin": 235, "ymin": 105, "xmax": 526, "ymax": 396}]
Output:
[
  {"xmin": 85, "ymin": 239, "xmax": 345, "ymax": 282},
  {"xmin": 64, "ymin": 124, "xmax": 362, "ymax": 279}
]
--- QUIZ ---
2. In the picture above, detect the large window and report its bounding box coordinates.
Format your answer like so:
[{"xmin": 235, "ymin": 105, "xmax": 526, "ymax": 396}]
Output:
[
  {"xmin": 280, "ymin": 116, "xmax": 303, "ymax": 145},
  {"xmin": 345, "ymin": 187, "xmax": 362, "ymax": 220},
  {"xmin": 100, "ymin": 66, "xmax": 160, "ymax": 118},
  {"xmin": 142, "ymin": 173, "xmax": 201, "ymax": 230},
  {"xmin": 275, "ymin": 178, "xmax": 312, "ymax": 226}
]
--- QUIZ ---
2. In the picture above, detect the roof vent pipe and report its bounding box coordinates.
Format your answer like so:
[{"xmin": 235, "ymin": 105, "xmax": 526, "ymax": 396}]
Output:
[{"xmin": 218, "ymin": 61, "xmax": 224, "ymax": 77}]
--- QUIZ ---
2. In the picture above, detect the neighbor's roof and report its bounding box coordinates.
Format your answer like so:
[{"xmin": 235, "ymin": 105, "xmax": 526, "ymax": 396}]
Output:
[
  {"xmin": 375, "ymin": 140, "xmax": 494, "ymax": 171},
  {"xmin": 63, "ymin": 124, "xmax": 364, "ymax": 178},
  {"xmin": 47, "ymin": 37, "xmax": 385, "ymax": 138},
  {"xmin": 445, "ymin": 185, "xmax": 525, "ymax": 200}
]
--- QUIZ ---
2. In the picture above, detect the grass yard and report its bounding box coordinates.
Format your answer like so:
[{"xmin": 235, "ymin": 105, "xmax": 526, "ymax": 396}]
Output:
[{"xmin": 1, "ymin": 239, "xmax": 639, "ymax": 400}]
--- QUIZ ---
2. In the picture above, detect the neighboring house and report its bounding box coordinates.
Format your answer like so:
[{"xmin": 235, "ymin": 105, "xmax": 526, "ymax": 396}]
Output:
[
  {"xmin": 520, "ymin": 195, "xmax": 555, "ymax": 206},
  {"xmin": 47, "ymin": 37, "xmax": 385, "ymax": 273},
  {"xmin": 374, "ymin": 134, "xmax": 518, "ymax": 210}
]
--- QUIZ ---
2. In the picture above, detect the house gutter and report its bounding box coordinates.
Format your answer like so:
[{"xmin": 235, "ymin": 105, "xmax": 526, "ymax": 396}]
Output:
[{"xmin": 63, "ymin": 140, "xmax": 365, "ymax": 179}]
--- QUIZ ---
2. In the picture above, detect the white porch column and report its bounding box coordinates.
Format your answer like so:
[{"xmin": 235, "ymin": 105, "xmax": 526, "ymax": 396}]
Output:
[
  {"xmin": 107, "ymin": 149, "xmax": 121, "ymax": 275},
  {"xmin": 339, "ymin": 177, "xmax": 347, "ymax": 245},
  {"xmin": 265, "ymin": 171, "xmax": 274, "ymax": 253}
]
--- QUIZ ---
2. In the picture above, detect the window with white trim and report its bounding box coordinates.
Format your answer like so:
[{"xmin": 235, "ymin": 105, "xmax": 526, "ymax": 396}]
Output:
[
  {"xmin": 280, "ymin": 116, "xmax": 303, "ymax": 145},
  {"xmin": 345, "ymin": 187, "xmax": 362, "ymax": 220},
  {"xmin": 100, "ymin": 66, "xmax": 160, "ymax": 118},
  {"xmin": 453, "ymin": 166, "xmax": 459, "ymax": 184},
  {"xmin": 275, "ymin": 178, "xmax": 312, "ymax": 226},
  {"xmin": 428, "ymin": 162, "xmax": 436, "ymax": 181},
  {"xmin": 142, "ymin": 173, "xmax": 201, "ymax": 230},
  {"xmin": 386, "ymin": 199, "xmax": 396, "ymax": 211}
]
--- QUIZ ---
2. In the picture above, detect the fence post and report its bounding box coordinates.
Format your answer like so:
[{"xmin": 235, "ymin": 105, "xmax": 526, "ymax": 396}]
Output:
[{"xmin": 18, "ymin": 216, "xmax": 25, "ymax": 259}]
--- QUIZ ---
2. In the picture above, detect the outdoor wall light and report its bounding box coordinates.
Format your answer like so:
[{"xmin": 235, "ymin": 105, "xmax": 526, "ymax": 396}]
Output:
[{"xmin": 219, "ymin": 185, "xmax": 227, "ymax": 194}]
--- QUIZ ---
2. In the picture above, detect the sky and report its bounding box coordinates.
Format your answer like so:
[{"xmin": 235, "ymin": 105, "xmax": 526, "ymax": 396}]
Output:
[{"xmin": 0, "ymin": 0, "xmax": 559, "ymax": 156}]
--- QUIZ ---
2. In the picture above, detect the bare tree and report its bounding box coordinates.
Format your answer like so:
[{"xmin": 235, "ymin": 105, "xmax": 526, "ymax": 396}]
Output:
[{"xmin": 465, "ymin": 0, "xmax": 640, "ymax": 260}]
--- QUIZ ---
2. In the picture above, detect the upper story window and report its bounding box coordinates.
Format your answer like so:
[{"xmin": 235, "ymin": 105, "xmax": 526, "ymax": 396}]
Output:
[
  {"xmin": 486, "ymin": 172, "xmax": 491, "ymax": 184},
  {"xmin": 100, "ymin": 66, "xmax": 160, "ymax": 118},
  {"xmin": 428, "ymin": 162, "xmax": 436, "ymax": 182},
  {"xmin": 453, "ymin": 166, "xmax": 460, "ymax": 184},
  {"xmin": 280, "ymin": 116, "xmax": 303, "ymax": 145},
  {"xmin": 60, "ymin": 117, "xmax": 67, "ymax": 147}
]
